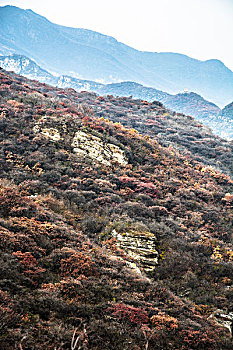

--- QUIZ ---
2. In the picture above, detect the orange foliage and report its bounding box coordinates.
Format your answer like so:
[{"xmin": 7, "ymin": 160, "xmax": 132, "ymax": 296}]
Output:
[
  {"xmin": 150, "ymin": 312, "xmax": 178, "ymax": 331},
  {"xmin": 60, "ymin": 251, "xmax": 98, "ymax": 277}
]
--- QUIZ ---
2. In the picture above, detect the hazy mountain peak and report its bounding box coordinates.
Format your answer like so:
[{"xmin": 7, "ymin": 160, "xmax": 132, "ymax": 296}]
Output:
[
  {"xmin": 205, "ymin": 58, "xmax": 226, "ymax": 66},
  {"xmin": 1, "ymin": 5, "xmax": 233, "ymax": 107}
]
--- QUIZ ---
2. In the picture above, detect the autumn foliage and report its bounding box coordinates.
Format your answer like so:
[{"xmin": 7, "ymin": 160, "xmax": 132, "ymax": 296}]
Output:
[{"xmin": 0, "ymin": 69, "xmax": 232, "ymax": 349}]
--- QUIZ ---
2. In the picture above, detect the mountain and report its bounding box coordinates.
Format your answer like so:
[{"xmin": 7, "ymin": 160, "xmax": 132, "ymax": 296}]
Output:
[
  {"xmin": 0, "ymin": 54, "xmax": 102, "ymax": 90},
  {"xmin": 3, "ymin": 54, "xmax": 231, "ymax": 140},
  {"xmin": 96, "ymin": 83, "xmax": 223, "ymax": 128},
  {"xmin": 97, "ymin": 81, "xmax": 169, "ymax": 102},
  {"xmin": 161, "ymin": 92, "xmax": 220, "ymax": 119},
  {"xmin": 1, "ymin": 68, "xmax": 233, "ymax": 349},
  {"xmin": 0, "ymin": 54, "xmax": 56, "ymax": 83},
  {"xmin": 1, "ymin": 5, "xmax": 233, "ymax": 107}
]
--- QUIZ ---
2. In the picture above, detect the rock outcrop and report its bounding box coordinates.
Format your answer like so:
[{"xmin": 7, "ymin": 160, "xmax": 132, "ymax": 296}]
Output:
[
  {"xmin": 112, "ymin": 229, "xmax": 158, "ymax": 272},
  {"xmin": 72, "ymin": 131, "xmax": 127, "ymax": 166},
  {"xmin": 208, "ymin": 310, "xmax": 233, "ymax": 336},
  {"xmin": 41, "ymin": 128, "xmax": 61, "ymax": 141}
]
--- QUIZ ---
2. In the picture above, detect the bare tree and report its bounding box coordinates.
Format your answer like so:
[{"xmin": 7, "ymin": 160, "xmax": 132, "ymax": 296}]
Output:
[{"xmin": 71, "ymin": 323, "xmax": 88, "ymax": 350}]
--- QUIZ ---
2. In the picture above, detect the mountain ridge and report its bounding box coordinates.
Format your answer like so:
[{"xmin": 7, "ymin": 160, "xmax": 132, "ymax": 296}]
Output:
[
  {"xmin": 2, "ymin": 54, "xmax": 233, "ymax": 140},
  {"xmin": 1, "ymin": 5, "xmax": 233, "ymax": 107}
]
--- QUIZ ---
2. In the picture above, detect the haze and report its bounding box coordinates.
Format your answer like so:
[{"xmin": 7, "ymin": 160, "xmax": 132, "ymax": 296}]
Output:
[{"xmin": 0, "ymin": 0, "xmax": 233, "ymax": 71}]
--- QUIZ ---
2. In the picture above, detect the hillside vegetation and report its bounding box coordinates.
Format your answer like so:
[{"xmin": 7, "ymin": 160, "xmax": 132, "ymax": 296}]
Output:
[
  {"xmin": 2, "ymin": 54, "xmax": 233, "ymax": 140},
  {"xmin": 1, "ymin": 62, "xmax": 232, "ymax": 176},
  {"xmin": 0, "ymin": 70, "xmax": 233, "ymax": 349}
]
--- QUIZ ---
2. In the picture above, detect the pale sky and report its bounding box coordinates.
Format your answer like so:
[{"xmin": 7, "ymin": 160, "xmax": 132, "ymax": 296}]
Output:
[{"xmin": 1, "ymin": 0, "xmax": 233, "ymax": 71}]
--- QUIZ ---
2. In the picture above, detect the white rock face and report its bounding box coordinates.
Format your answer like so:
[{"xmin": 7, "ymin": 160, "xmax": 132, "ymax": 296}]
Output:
[
  {"xmin": 208, "ymin": 310, "xmax": 233, "ymax": 335},
  {"xmin": 125, "ymin": 261, "xmax": 142, "ymax": 275},
  {"xmin": 72, "ymin": 131, "xmax": 127, "ymax": 166},
  {"xmin": 112, "ymin": 229, "xmax": 158, "ymax": 271},
  {"xmin": 33, "ymin": 125, "xmax": 127, "ymax": 166},
  {"xmin": 41, "ymin": 128, "xmax": 61, "ymax": 141}
]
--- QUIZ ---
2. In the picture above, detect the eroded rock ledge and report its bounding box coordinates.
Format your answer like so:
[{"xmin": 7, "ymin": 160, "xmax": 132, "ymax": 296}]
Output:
[
  {"xmin": 112, "ymin": 229, "xmax": 158, "ymax": 272},
  {"xmin": 72, "ymin": 130, "xmax": 128, "ymax": 166},
  {"xmin": 34, "ymin": 120, "xmax": 128, "ymax": 167}
]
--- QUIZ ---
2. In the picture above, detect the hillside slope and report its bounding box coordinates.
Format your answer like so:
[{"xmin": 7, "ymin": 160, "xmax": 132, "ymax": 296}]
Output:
[
  {"xmin": 2, "ymin": 54, "xmax": 232, "ymax": 140},
  {"xmin": 97, "ymin": 82, "xmax": 221, "ymax": 118},
  {"xmin": 1, "ymin": 5, "xmax": 233, "ymax": 106},
  {"xmin": 2, "ymin": 62, "xmax": 232, "ymax": 177},
  {"xmin": 0, "ymin": 69, "xmax": 233, "ymax": 349}
]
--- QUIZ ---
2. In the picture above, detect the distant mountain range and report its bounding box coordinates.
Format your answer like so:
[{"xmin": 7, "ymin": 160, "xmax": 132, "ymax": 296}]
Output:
[
  {"xmin": 1, "ymin": 54, "xmax": 232, "ymax": 139},
  {"xmin": 1, "ymin": 5, "xmax": 233, "ymax": 107}
]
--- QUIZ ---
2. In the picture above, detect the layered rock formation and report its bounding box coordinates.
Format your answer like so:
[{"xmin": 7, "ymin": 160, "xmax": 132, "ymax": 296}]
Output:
[{"xmin": 112, "ymin": 229, "xmax": 158, "ymax": 271}]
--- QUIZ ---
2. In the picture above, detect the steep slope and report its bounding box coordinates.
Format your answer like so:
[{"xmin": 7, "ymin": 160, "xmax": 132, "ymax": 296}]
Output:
[
  {"xmin": 1, "ymin": 5, "xmax": 233, "ymax": 106},
  {"xmin": 1, "ymin": 69, "xmax": 233, "ymax": 349}
]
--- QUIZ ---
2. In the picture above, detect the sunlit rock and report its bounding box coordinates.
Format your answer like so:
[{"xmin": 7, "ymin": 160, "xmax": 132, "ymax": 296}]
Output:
[
  {"xmin": 40, "ymin": 128, "xmax": 61, "ymax": 141},
  {"xmin": 72, "ymin": 130, "xmax": 127, "ymax": 166},
  {"xmin": 112, "ymin": 229, "xmax": 158, "ymax": 272},
  {"xmin": 208, "ymin": 310, "xmax": 233, "ymax": 335}
]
